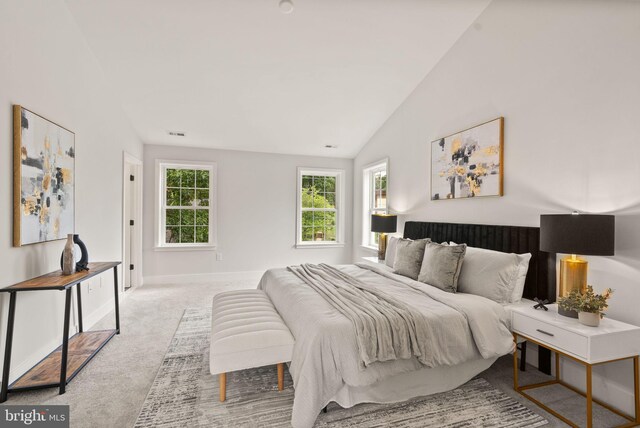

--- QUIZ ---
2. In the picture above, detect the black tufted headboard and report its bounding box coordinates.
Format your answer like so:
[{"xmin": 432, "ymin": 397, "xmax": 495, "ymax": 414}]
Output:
[{"xmin": 403, "ymin": 221, "xmax": 556, "ymax": 302}]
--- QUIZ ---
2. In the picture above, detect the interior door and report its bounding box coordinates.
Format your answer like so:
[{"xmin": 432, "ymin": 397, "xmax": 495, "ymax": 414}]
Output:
[{"xmin": 124, "ymin": 163, "xmax": 135, "ymax": 290}]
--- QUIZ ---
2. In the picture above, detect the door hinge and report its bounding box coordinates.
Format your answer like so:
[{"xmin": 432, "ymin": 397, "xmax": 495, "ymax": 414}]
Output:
[
  {"xmin": 130, "ymin": 174, "xmax": 135, "ymax": 181},
  {"xmin": 130, "ymin": 220, "xmax": 134, "ymax": 226},
  {"xmin": 129, "ymin": 264, "xmax": 134, "ymax": 271}
]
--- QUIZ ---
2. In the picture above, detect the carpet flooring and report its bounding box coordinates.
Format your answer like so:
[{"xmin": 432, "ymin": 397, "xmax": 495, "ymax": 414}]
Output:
[
  {"xmin": 0, "ymin": 279, "xmax": 629, "ymax": 427},
  {"xmin": 134, "ymin": 307, "xmax": 547, "ymax": 428}
]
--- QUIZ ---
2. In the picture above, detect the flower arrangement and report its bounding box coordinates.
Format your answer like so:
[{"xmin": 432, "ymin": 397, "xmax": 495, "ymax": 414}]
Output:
[{"xmin": 558, "ymin": 286, "xmax": 613, "ymax": 318}]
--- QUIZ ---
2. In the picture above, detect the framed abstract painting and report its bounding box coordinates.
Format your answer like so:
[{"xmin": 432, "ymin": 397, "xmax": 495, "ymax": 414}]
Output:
[
  {"xmin": 430, "ymin": 117, "xmax": 504, "ymax": 200},
  {"xmin": 13, "ymin": 105, "xmax": 75, "ymax": 246}
]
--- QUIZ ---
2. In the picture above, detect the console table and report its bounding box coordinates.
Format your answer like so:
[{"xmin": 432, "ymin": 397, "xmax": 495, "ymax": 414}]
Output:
[{"xmin": 0, "ymin": 262, "xmax": 121, "ymax": 402}]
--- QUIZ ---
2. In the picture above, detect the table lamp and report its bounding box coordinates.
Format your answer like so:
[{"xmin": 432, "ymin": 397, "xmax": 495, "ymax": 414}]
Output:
[
  {"xmin": 540, "ymin": 212, "xmax": 615, "ymax": 317},
  {"xmin": 371, "ymin": 214, "xmax": 397, "ymax": 260}
]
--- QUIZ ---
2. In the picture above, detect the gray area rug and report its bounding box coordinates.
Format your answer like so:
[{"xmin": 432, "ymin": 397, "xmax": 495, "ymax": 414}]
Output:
[{"xmin": 135, "ymin": 307, "xmax": 547, "ymax": 427}]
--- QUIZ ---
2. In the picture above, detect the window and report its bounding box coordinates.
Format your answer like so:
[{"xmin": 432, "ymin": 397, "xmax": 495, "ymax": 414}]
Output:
[
  {"xmin": 362, "ymin": 159, "xmax": 388, "ymax": 249},
  {"xmin": 156, "ymin": 161, "xmax": 216, "ymax": 248},
  {"xmin": 297, "ymin": 168, "xmax": 344, "ymax": 247}
]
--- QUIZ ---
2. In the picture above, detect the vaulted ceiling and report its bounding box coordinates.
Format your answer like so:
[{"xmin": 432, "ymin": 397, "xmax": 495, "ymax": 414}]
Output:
[{"xmin": 65, "ymin": 0, "xmax": 489, "ymax": 158}]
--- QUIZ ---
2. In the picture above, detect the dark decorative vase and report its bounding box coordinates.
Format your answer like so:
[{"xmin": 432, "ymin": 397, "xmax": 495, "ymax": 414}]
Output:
[{"xmin": 60, "ymin": 234, "xmax": 89, "ymax": 272}]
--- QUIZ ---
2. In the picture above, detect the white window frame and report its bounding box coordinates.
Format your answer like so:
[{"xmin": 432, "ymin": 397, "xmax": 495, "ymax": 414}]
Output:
[
  {"xmin": 362, "ymin": 158, "xmax": 389, "ymax": 250},
  {"xmin": 155, "ymin": 159, "xmax": 217, "ymax": 250},
  {"xmin": 296, "ymin": 167, "xmax": 345, "ymax": 248}
]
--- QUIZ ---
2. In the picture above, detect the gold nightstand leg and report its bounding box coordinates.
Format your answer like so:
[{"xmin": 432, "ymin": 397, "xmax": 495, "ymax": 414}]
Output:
[
  {"xmin": 634, "ymin": 356, "xmax": 640, "ymax": 424},
  {"xmin": 513, "ymin": 333, "xmax": 638, "ymax": 428},
  {"xmin": 513, "ymin": 333, "xmax": 519, "ymax": 390},
  {"xmin": 586, "ymin": 364, "xmax": 593, "ymax": 428}
]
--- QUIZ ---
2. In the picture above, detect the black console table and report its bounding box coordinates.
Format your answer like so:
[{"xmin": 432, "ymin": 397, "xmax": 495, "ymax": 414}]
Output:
[{"xmin": 0, "ymin": 262, "xmax": 121, "ymax": 402}]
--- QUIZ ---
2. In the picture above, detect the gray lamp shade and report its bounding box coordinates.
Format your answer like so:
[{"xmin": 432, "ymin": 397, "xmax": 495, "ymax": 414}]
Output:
[
  {"xmin": 371, "ymin": 214, "xmax": 397, "ymax": 234},
  {"xmin": 540, "ymin": 214, "xmax": 615, "ymax": 256}
]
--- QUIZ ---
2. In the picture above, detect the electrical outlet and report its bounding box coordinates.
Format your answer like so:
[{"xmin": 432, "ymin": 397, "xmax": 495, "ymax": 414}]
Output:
[{"xmin": 216, "ymin": 253, "xmax": 223, "ymax": 261}]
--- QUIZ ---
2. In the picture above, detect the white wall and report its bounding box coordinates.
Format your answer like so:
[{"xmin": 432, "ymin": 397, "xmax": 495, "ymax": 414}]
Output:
[
  {"xmin": 0, "ymin": 1, "xmax": 144, "ymax": 382},
  {"xmin": 143, "ymin": 145, "xmax": 353, "ymax": 282},
  {"xmin": 353, "ymin": 0, "xmax": 640, "ymax": 415}
]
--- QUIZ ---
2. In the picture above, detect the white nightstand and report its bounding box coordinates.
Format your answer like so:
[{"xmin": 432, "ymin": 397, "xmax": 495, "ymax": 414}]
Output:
[{"xmin": 512, "ymin": 304, "xmax": 640, "ymax": 428}]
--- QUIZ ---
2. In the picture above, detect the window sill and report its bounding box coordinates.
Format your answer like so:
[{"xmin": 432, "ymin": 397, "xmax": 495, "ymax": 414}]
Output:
[
  {"xmin": 154, "ymin": 245, "xmax": 217, "ymax": 252},
  {"xmin": 295, "ymin": 242, "xmax": 345, "ymax": 249},
  {"xmin": 360, "ymin": 245, "xmax": 378, "ymax": 253}
]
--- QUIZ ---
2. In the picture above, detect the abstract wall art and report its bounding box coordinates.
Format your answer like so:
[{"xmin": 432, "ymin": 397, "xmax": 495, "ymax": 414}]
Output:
[
  {"xmin": 13, "ymin": 105, "xmax": 75, "ymax": 246},
  {"xmin": 430, "ymin": 117, "xmax": 504, "ymax": 200}
]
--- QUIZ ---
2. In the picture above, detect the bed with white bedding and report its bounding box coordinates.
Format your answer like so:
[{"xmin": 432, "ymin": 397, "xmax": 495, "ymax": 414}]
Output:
[{"xmin": 259, "ymin": 221, "xmax": 556, "ymax": 428}]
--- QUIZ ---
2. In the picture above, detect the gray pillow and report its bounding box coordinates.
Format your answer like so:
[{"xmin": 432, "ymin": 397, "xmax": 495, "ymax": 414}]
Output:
[
  {"xmin": 393, "ymin": 239, "xmax": 430, "ymax": 280},
  {"xmin": 418, "ymin": 242, "xmax": 467, "ymax": 292}
]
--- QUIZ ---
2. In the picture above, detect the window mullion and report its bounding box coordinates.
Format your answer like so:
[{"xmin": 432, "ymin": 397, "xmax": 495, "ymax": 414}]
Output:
[{"xmin": 159, "ymin": 162, "xmax": 215, "ymax": 247}]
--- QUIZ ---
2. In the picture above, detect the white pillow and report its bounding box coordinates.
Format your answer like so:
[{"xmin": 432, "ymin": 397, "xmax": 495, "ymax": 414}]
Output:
[
  {"xmin": 510, "ymin": 253, "xmax": 532, "ymax": 303},
  {"xmin": 385, "ymin": 236, "xmax": 401, "ymax": 268},
  {"xmin": 455, "ymin": 245, "xmax": 531, "ymax": 304}
]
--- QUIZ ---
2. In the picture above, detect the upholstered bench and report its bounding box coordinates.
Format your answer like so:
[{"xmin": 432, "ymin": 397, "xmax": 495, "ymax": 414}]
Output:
[{"xmin": 210, "ymin": 289, "xmax": 295, "ymax": 401}]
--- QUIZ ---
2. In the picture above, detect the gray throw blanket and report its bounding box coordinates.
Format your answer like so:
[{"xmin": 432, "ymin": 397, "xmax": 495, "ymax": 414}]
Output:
[{"xmin": 287, "ymin": 263, "xmax": 435, "ymax": 368}]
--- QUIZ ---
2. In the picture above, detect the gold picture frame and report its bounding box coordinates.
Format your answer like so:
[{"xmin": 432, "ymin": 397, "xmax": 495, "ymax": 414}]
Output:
[
  {"xmin": 13, "ymin": 105, "xmax": 76, "ymax": 246},
  {"xmin": 430, "ymin": 117, "xmax": 504, "ymax": 200}
]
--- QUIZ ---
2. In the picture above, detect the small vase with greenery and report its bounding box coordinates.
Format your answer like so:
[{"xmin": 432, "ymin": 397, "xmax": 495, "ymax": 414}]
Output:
[{"xmin": 558, "ymin": 286, "xmax": 613, "ymax": 327}]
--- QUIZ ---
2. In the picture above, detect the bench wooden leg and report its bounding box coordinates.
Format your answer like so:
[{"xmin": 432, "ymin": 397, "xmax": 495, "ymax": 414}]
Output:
[
  {"xmin": 277, "ymin": 363, "xmax": 284, "ymax": 391},
  {"xmin": 219, "ymin": 373, "xmax": 226, "ymax": 402}
]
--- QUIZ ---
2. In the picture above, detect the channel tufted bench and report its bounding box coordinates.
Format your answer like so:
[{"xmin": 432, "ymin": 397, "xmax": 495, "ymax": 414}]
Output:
[{"xmin": 210, "ymin": 289, "xmax": 295, "ymax": 401}]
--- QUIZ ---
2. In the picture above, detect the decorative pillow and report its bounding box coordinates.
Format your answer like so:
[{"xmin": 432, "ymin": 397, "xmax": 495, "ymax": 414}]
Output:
[
  {"xmin": 455, "ymin": 245, "xmax": 531, "ymax": 303},
  {"xmin": 385, "ymin": 236, "xmax": 401, "ymax": 268},
  {"xmin": 417, "ymin": 242, "xmax": 467, "ymax": 292},
  {"xmin": 393, "ymin": 239, "xmax": 430, "ymax": 280},
  {"xmin": 509, "ymin": 253, "xmax": 532, "ymax": 303}
]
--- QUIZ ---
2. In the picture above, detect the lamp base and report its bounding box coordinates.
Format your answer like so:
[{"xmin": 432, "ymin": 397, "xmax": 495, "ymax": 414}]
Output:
[
  {"xmin": 558, "ymin": 307, "xmax": 578, "ymax": 318},
  {"xmin": 557, "ymin": 255, "xmax": 588, "ymax": 318},
  {"xmin": 378, "ymin": 233, "xmax": 387, "ymax": 261},
  {"xmin": 559, "ymin": 255, "xmax": 588, "ymax": 297}
]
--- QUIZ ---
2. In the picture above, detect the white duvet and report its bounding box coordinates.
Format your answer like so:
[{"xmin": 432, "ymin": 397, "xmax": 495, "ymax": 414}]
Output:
[{"xmin": 258, "ymin": 262, "xmax": 514, "ymax": 428}]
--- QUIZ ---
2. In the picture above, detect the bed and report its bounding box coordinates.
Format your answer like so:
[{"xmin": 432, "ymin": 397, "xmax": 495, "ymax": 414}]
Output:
[{"xmin": 258, "ymin": 221, "xmax": 556, "ymax": 428}]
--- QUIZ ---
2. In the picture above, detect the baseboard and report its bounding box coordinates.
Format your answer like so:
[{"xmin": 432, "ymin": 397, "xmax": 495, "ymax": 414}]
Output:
[
  {"xmin": 8, "ymin": 298, "xmax": 115, "ymax": 385},
  {"xmin": 81, "ymin": 298, "xmax": 116, "ymax": 332},
  {"xmin": 523, "ymin": 342, "xmax": 636, "ymax": 415},
  {"xmin": 143, "ymin": 270, "xmax": 265, "ymax": 285},
  {"xmin": 9, "ymin": 336, "xmax": 62, "ymax": 385}
]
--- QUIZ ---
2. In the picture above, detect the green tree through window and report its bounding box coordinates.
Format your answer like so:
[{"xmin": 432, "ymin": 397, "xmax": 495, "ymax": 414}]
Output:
[
  {"xmin": 300, "ymin": 175, "xmax": 337, "ymax": 242},
  {"xmin": 165, "ymin": 167, "xmax": 211, "ymax": 244}
]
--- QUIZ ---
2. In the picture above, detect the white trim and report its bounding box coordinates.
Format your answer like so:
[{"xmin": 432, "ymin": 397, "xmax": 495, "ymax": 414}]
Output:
[
  {"xmin": 143, "ymin": 271, "xmax": 264, "ymax": 285},
  {"xmin": 81, "ymin": 298, "xmax": 117, "ymax": 332},
  {"xmin": 362, "ymin": 158, "xmax": 389, "ymax": 248},
  {"xmin": 153, "ymin": 245, "xmax": 216, "ymax": 252},
  {"xmin": 155, "ymin": 159, "xmax": 218, "ymax": 249},
  {"xmin": 8, "ymin": 295, "xmax": 117, "ymax": 384},
  {"xmin": 9, "ymin": 336, "xmax": 62, "ymax": 384},
  {"xmin": 296, "ymin": 167, "xmax": 345, "ymax": 247},
  {"xmin": 296, "ymin": 243, "xmax": 345, "ymax": 249}
]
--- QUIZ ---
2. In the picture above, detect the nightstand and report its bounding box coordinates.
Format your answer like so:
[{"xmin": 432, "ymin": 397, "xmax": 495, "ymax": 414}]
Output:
[{"xmin": 512, "ymin": 304, "xmax": 640, "ymax": 428}]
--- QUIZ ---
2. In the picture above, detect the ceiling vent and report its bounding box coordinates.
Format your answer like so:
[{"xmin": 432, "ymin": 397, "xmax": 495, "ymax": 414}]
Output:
[
  {"xmin": 324, "ymin": 145, "xmax": 338, "ymax": 149},
  {"xmin": 168, "ymin": 131, "xmax": 186, "ymax": 137}
]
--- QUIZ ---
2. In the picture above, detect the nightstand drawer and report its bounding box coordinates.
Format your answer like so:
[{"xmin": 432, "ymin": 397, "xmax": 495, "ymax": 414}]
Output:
[{"xmin": 513, "ymin": 314, "xmax": 588, "ymax": 358}]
